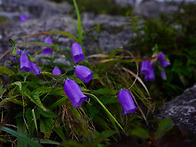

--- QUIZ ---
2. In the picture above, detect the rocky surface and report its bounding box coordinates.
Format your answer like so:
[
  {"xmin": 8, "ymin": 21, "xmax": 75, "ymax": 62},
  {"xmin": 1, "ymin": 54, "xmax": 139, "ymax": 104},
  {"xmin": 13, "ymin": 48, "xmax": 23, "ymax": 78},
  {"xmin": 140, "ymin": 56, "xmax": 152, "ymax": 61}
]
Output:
[
  {"xmin": 157, "ymin": 84, "xmax": 196, "ymax": 134},
  {"xmin": 0, "ymin": 0, "xmax": 72, "ymax": 20},
  {"xmin": 0, "ymin": 0, "xmax": 132, "ymax": 65}
]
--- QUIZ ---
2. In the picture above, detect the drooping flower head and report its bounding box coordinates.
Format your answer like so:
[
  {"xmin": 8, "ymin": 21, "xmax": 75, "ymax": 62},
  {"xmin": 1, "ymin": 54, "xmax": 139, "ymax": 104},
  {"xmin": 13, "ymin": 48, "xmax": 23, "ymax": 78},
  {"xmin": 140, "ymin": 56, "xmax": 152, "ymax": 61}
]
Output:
[
  {"xmin": 118, "ymin": 89, "xmax": 138, "ymax": 115},
  {"xmin": 52, "ymin": 66, "xmax": 62, "ymax": 76},
  {"xmin": 42, "ymin": 38, "xmax": 53, "ymax": 54},
  {"xmin": 52, "ymin": 66, "xmax": 62, "ymax": 85},
  {"xmin": 74, "ymin": 65, "xmax": 93, "ymax": 83},
  {"xmin": 19, "ymin": 53, "xmax": 32, "ymax": 72},
  {"xmin": 19, "ymin": 51, "xmax": 40, "ymax": 76},
  {"xmin": 31, "ymin": 62, "xmax": 40, "ymax": 76},
  {"xmin": 71, "ymin": 42, "xmax": 85, "ymax": 63},
  {"xmin": 20, "ymin": 13, "xmax": 31, "ymax": 22},
  {"xmin": 140, "ymin": 60, "xmax": 155, "ymax": 81},
  {"xmin": 20, "ymin": 14, "xmax": 27, "ymax": 22},
  {"xmin": 158, "ymin": 53, "xmax": 170, "ymax": 68},
  {"xmin": 64, "ymin": 79, "xmax": 88, "ymax": 108}
]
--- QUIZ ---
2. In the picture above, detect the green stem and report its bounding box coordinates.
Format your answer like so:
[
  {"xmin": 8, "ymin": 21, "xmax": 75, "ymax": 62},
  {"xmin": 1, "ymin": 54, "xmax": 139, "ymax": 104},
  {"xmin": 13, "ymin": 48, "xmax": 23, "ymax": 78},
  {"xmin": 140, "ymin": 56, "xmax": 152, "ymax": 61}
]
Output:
[{"xmin": 84, "ymin": 92, "xmax": 124, "ymax": 132}]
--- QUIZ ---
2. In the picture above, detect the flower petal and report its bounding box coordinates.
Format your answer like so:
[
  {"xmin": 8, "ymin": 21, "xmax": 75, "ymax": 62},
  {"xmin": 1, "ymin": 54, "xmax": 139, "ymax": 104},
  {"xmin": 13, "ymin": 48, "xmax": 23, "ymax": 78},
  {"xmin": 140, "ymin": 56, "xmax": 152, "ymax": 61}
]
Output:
[
  {"xmin": 42, "ymin": 38, "xmax": 53, "ymax": 54},
  {"xmin": 75, "ymin": 65, "xmax": 93, "ymax": 83},
  {"xmin": 19, "ymin": 54, "xmax": 32, "ymax": 72},
  {"xmin": 158, "ymin": 53, "xmax": 170, "ymax": 68},
  {"xmin": 64, "ymin": 79, "xmax": 88, "ymax": 107},
  {"xmin": 71, "ymin": 42, "xmax": 85, "ymax": 63},
  {"xmin": 118, "ymin": 89, "xmax": 137, "ymax": 115}
]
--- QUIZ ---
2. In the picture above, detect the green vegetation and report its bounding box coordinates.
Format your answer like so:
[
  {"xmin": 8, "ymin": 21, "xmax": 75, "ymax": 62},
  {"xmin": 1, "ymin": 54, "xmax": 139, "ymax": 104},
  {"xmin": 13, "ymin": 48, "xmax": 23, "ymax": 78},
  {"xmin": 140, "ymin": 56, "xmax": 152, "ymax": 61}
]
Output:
[{"xmin": 0, "ymin": 0, "xmax": 196, "ymax": 146}]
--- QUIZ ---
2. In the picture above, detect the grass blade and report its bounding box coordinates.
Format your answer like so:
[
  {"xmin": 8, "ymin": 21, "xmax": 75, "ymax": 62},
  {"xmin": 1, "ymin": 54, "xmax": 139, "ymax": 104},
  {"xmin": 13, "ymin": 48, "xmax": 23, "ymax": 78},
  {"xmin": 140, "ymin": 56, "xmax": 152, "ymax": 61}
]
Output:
[
  {"xmin": 84, "ymin": 92, "xmax": 124, "ymax": 132},
  {"xmin": 0, "ymin": 126, "xmax": 43, "ymax": 147}
]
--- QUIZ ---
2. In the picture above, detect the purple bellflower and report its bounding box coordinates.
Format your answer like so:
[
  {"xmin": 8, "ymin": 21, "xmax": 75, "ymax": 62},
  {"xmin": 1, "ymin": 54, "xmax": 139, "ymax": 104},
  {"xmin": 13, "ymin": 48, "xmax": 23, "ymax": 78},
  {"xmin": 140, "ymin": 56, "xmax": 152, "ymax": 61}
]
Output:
[
  {"xmin": 19, "ymin": 53, "xmax": 32, "ymax": 72},
  {"xmin": 20, "ymin": 14, "xmax": 27, "ymax": 22},
  {"xmin": 20, "ymin": 13, "xmax": 31, "ymax": 22},
  {"xmin": 158, "ymin": 53, "xmax": 170, "ymax": 68},
  {"xmin": 118, "ymin": 89, "xmax": 138, "ymax": 115},
  {"xmin": 12, "ymin": 56, "xmax": 17, "ymax": 62},
  {"xmin": 19, "ymin": 51, "xmax": 40, "ymax": 76},
  {"xmin": 52, "ymin": 66, "xmax": 62, "ymax": 85},
  {"xmin": 52, "ymin": 66, "xmax": 62, "ymax": 76},
  {"xmin": 31, "ymin": 62, "xmax": 40, "ymax": 76},
  {"xmin": 140, "ymin": 60, "xmax": 155, "ymax": 81},
  {"xmin": 71, "ymin": 42, "xmax": 85, "ymax": 63},
  {"xmin": 42, "ymin": 38, "xmax": 53, "ymax": 54},
  {"xmin": 64, "ymin": 79, "xmax": 88, "ymax": 108},
  {"xmin": 74, "ymin": 65, "xmax": 93, "ymax": 83}
]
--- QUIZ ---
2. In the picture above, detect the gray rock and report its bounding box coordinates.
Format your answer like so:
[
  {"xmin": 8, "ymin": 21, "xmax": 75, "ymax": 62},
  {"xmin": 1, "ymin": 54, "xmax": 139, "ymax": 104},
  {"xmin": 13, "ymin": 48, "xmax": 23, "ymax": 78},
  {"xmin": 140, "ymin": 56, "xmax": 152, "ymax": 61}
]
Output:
[
  {"xmin": 0, "ymin": 12, "xmax": 132, "ymax": 65},
  {"xmin": 157, "ymin": 84, "xmax": 196, "ymax": 134},
  {"xmin": 0, "ymin": 0, "xmax": 72, "ymax": 20},
  {"xmin": 133, "ymin": 0, "xmax": 179, "ymax": 18}
]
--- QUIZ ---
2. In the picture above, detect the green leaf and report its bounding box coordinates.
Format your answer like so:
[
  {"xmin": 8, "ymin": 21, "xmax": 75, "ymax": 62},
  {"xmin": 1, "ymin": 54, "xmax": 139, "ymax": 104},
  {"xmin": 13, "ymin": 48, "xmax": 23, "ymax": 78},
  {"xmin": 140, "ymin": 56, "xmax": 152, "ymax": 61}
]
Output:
[
  {"xmin": 16, "ymin": 118, "xmax": 27, "ymax": 147},
  {"xmin": 11, "ymin": 81, "xmax": 22, "ymax": 90},
  {"xmin": 91, "ymin": 88, "xmax": 112, "ymax": 95},
  {"xmin": 61, "ymin": 140, "xmax": 85, "ymax": 147},
  {"xmin": 54, "ymin": 126, "xmax": 66, "ymax": 141},
  {"xmin": 23, "ymin": 90, "xmax": 47, "ymax": 111},
  {"xmin": 131, "ymin": 127, "xmax": 150, "ymax": 140},
  {"xmin": 0, "ymin": 84, "xmax": 6, "ymax": 99},
  {"xmin": 37, "ymin": 108, "xmax": 56, "ymax": 118},
  {"xmin": 49, "ymin": 96, "xmax": 67, "ymax": 110},
  {"xmin": 41, "ymin": 72, "xmax": 62, "ymax": 79},
  {"xmin": 0, "ymin": 66, "xmax": 15, "ymax": 76},
  {"xmin": 40, "ymin": 118, "xmax": 54, "ymax": 138},
  {"xmin": 100, "ymin": 96, "xmax": 119, "ymax": 105},
  {"xmin": 0, "ymin": 126, "xmax": 43, "ymax": 147},
  {"xmin": 155, "ymin": 119, "xmax": 173, "ymax": 139},
  {"xmin": 0, "ymin": 97, "xmax": 23, "ymax": 106},
  {"xmin": 39, "ymin": 139, "xmax": 60, "ymax": 145},
  {"xmin": 47, "ymin": 31, "xmax": 78, "ymax": 42},
  {"xmin": 8, "ymin": 37, "xmax": 16, "ymax": 46},
  {"xmin": 84, "ymin": 92, "xmax": 124, "ymax": 132},
  {"xmin": 93, "ymin": 130, "xmax": 116, "ymax": 147}
]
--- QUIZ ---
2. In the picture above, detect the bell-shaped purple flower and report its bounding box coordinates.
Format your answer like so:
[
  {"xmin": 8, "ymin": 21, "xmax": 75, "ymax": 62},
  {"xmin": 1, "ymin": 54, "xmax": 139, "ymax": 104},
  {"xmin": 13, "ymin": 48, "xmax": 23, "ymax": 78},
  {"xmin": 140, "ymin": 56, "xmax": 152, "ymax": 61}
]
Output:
[
  {"xmin": 64, "ymin": 79, "xmax": 88, "ymax": 108},
  {"xmin": 140, "ymin": 60, "xmax": 155, "ymax": 81},
  {"xmin": 71, "ymin": 42, "xmax": 85, "ymax": 63},
  {"xmin": 42, "ymin": 38, "xmax": 53, "ymax": 54},
  {"xmin": 20, "ymin": 14, "xmax": 27, "ymax": 22},
  {"xmin": 52, "ymin": 67, "xmax": 62, "ymax": 85},
  {"xmin": 12, "ymin": 56, "xmax": 17, "ymax": 62},
  {"xmin": 160, "ymin": 69, "xmax": 167, "ymax": 80},
  {"xmin": 31, "ymin": 62, "xmax": 40, "ymax": 76},
  {"xmin": 74, "ymin": 65, "xmax": 93, "ymax": 83},
  {"xmin": 118, "ymin": 89, "xmax": 138, "ymax": 115},
  {"xmin": 20, "ymin": 13, "xmax": 31, "ymax": 22},
  {"xmin": 19, "ymin": 53, "xmax": 32, "ymax": 72},
  {"xmin": 52, "ymin": 66, "xmax": 62, "ymax": 76},
  {"xmin": 158, "ymin": 53, "xmax": 170, "ymax": 68}
]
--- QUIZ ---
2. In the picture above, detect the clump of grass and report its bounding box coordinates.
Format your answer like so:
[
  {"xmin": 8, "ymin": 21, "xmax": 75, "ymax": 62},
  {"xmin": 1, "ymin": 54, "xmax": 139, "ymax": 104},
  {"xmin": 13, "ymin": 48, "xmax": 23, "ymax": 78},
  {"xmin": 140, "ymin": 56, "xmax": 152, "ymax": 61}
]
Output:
[{"xmin": 1, "ymin": 0, "xmax": 195, "ymax": 146}]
